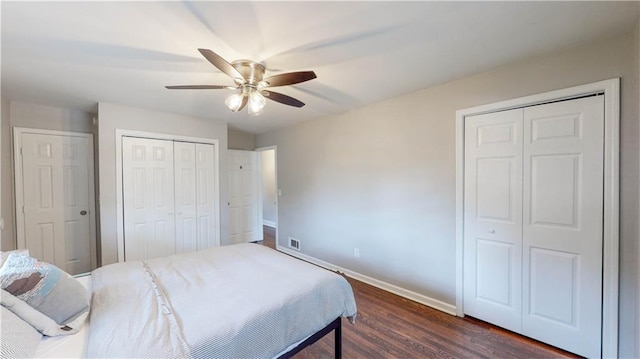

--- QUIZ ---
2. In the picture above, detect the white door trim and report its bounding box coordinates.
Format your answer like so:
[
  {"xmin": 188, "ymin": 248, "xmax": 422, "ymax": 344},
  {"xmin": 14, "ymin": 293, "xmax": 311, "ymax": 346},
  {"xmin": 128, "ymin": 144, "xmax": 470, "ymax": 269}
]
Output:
[
  {"xmin": 13, "ymin": 127, "xmax": 98, "ymax": 270},
  {"xmin": 255, "ymin": 145, "xmax": 278, "ymax": 248},
  {"xmin": 115, "ymin": 129, "xmax": 221, "ymax": 263},
  {"xmin": 455, "ymin": 78, "xmax": 620, "ymax": 358}
]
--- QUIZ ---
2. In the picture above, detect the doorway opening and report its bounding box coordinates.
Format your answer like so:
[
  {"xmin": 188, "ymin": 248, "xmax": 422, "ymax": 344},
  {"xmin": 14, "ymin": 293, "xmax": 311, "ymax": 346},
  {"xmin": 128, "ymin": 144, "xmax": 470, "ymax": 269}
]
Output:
[{"xmin": 256, "ymin": 146, "xmax": 277, "ymax": 250}]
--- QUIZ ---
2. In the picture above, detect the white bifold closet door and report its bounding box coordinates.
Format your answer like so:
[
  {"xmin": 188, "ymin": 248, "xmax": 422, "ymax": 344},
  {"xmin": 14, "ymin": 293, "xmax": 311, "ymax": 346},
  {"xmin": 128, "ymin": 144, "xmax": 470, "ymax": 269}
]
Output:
[
  {"xmin": 123, "ymin": 137, "xmax": 216, "ymax": 261},
  {"xmin": 463, "ymin": 95, "xmax": 604, "ymax": 358},
  {"xmin": 463, "ymin": 108, "xmax": 524, "ymax": 333}
]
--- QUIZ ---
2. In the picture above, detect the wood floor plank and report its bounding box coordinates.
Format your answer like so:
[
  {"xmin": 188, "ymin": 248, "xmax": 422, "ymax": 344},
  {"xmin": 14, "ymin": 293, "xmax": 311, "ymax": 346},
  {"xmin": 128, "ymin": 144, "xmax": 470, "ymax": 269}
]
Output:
[
  {"xmin": 258, "ymin": 227, "xmax": 580, "ymax": 358},
  {"xmin": 293, "ymin": 277, "xmax": 581, "ymax": 358}
]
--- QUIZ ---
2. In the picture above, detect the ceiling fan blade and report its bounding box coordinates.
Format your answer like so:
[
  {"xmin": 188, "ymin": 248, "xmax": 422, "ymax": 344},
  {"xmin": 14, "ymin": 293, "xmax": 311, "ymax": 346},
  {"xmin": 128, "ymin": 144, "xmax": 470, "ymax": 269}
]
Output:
[
  {"xmin": 236, "ymin": 95, "xmax": 249, "ymax": 112},
  {"xmin": 165, "ymin": 85, "xmax": 233, "ymax": 90},
  {"xmin": 261, "ymin": 71, "xmax": 316, "ymax": 88},
  {"xmin": 263, "ymin": 90, "xmax": 305, "ymax": 108},
  {"xmin": 198, "ymin": 48, "xmax": 245, "ymax": 84}
]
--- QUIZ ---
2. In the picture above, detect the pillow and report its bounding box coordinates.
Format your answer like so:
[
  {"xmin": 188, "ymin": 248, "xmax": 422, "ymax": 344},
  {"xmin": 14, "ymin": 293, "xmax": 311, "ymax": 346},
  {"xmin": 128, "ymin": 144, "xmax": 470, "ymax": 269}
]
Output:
[
  {"xmin": 1, "ymin": 289, "xmax": 88, "ymax": 336},
  {"xmin": 0, "ymin": 253, "xmax": 89, "ymax": 336},
  {"xmin": 0, "ymin": 249, "xmax": 30, "ymax": 267},
  {"xmin": 0, "ymin": 305, "xmax": 42, "ymax": 358}
]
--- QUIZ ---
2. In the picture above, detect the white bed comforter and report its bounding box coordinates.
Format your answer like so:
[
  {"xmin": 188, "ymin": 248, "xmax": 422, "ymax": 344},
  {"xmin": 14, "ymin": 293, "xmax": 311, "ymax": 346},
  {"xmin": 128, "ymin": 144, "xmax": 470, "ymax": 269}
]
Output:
[{"xmin": 87, "ymin": 243, "xmax": 357, "ymax": 358}]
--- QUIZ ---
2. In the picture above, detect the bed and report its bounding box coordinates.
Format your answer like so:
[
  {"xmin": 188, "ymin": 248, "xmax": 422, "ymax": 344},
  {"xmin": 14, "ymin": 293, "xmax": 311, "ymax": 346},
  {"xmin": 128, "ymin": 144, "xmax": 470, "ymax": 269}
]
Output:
[{"xmin": 2, "ymin": 243, "xmax": 357, "ymax": 359}]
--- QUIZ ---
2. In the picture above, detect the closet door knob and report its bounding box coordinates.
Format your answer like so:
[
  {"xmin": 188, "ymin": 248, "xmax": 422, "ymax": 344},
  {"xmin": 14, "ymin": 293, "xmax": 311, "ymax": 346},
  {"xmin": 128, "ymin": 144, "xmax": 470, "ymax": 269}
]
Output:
[{"xmin": 488, "ymin": 229, "xmax": 495, "ymax": 234}]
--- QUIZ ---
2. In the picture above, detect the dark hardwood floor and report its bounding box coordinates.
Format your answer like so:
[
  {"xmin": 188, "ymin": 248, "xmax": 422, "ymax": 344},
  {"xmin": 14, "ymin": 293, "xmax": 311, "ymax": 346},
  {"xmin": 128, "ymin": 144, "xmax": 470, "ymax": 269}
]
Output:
[
  {"xmin": 259, "ymin": 226, "xmax": 579, "ymax": 358},
  {"xmin": 261, "ymin": 225, "xmax": 276, "ymax": 249}
]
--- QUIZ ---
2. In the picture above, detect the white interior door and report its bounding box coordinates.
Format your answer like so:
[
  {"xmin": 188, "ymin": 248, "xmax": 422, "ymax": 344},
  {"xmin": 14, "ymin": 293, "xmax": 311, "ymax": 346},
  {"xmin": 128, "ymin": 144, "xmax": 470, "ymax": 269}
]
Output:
[
  {"xmin": 18, "ymin": 132, "xmax": 93, "ymax": 274},
  {"xmin": 123, "ymin": 137, "xmax": 175, "ymax": 261},
  {"xmin": 174, "ymin": 141, "xmax": 197, "ymax": 253},
  {"xmin": 522, "ymin": 96, "xmax": 604, "ymax": 358},
  {"xmin": 228, "ymin": 150, "xmax": 261, "ymax": 244},
  {"xmin": 463, "ymin": 109, "xmax": 524, "ymax": 333},
  {"xmin": 195, "ymin": 143, "xmax": 217, "ymax": 249}
]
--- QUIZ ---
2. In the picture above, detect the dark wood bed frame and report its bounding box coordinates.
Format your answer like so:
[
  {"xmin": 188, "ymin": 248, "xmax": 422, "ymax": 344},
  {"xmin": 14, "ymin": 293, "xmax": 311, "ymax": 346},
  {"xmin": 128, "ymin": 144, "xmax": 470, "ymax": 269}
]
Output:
[{"xmin": 277, "ymin": 317, "xmax": 342, "ymax": 359}]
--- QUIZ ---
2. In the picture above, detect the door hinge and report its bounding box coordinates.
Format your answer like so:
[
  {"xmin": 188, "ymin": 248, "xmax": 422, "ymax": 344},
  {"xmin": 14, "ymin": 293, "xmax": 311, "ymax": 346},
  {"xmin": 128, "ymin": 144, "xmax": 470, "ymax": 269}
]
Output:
[
  {"xmin": 22, "ymin": 206, "xmax": 25, "ymax": 214},
  {"xmin": 20, "ymin": 147, "xmax": 23, "ymax": 156}
]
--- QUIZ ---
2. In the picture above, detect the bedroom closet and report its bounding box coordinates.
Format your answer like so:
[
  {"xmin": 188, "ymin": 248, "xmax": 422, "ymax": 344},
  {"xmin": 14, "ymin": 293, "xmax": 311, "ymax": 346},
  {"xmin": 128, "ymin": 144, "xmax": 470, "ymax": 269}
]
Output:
[
  {"xmin": 122, "ymin": 136, "xmax": 218, "ymax": 261},
  {"xmin": 462, "ymin": 95, "xmax": 604, "ymax": 358}
]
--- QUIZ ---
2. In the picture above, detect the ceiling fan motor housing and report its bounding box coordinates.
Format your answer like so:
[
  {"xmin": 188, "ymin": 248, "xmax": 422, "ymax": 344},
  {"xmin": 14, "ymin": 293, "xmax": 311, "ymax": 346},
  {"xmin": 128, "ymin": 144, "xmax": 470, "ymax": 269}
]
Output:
[{"xmin": 231, "ymin": 60, "xmax": 265, "ymax": 85}]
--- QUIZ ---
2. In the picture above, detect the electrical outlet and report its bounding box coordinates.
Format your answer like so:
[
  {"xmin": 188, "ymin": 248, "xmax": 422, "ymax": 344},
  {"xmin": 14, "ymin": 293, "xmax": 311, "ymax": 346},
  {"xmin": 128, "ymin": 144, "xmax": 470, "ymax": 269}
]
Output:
[{"xmin": 353, "ymin": 248, "xmax": 360, "ymax": 258}]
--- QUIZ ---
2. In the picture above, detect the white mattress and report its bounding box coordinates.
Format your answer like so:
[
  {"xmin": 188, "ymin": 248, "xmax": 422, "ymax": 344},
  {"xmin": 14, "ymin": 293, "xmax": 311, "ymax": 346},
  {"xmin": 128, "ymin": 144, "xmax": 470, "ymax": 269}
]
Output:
[{"xmin": 35, "ymin": 274, "xmax": 91, "ymax": 358}]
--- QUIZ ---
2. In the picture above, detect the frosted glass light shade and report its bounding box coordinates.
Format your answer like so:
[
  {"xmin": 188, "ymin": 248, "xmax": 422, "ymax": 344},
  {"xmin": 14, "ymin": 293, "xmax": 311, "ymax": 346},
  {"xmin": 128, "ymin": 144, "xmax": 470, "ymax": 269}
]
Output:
[
  {"xmin": 248, "ymin": 91, "xmax": 266, "ymax": 116},
  {"xmin": 225, "ymin": 93, "xmax": 244, "ymax": 112}
]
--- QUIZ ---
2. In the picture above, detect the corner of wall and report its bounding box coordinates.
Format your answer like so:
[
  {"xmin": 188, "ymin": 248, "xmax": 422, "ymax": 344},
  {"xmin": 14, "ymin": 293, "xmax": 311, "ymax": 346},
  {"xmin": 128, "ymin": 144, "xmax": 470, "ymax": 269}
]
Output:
[
  {"xmin": 636, "ymin": 15, "xmax": 640, "ymax": 359},
  {"xmin": 0, "ymin": 96, "xmax": 16, "ymax": 251}
]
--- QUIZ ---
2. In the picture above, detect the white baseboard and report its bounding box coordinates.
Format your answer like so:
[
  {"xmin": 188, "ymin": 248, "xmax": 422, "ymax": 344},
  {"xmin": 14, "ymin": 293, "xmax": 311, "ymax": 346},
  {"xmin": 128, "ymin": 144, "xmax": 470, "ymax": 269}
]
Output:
[
  {"xmin": 276, "ymin": 246, "xmax": 457, "ymax": 316},
  {"xmin": 262, "ymin": 220, "xmax": 277, "ymax": 228}
]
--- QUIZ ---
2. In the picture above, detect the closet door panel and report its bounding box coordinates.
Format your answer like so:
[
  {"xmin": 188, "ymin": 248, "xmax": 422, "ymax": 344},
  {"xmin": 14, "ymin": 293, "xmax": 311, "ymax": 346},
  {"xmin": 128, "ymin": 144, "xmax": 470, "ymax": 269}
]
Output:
[
  {"xmin": 195, "ymin": 143, "xmax": 217, "ymax": 249},
  {"xmin": 522, "ymin": 96, "xmax": 604, "ymax": 358},
  {"xmin": 463, "ymin": 109, "xmax": 523, "ymax": 333},
  {"xmin": 123, "ymin": 137, "xmax": 175, "ymax": 261},
  {"xmin": 174, "ymin": 142, "xmax": 197, "ymax": 253}
]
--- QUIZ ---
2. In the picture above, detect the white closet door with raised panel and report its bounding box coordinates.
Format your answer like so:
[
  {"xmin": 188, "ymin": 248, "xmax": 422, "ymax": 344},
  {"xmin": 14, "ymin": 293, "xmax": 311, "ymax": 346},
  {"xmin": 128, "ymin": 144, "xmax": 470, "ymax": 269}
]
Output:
[
  {"xmin": 174, "ymin": 141, "xmax": 197, "ymax": 254},
  {"xmin": 228, "ymin": 150, "xmax": 260, "ymax": 244},
  {"xmin": 522, "ymin": 96, "xmax": 603, "ymax": 358},
  {"xmin": 463, "ymin": 108, "xmax": 524, "ymax": 333},
  {"xmin": 195, "ymin": 143, "xmax": 217, "ymax": 249},
  {"xmin": 123, "ymin": 137, "xmax": 175, "ymax": 261}
]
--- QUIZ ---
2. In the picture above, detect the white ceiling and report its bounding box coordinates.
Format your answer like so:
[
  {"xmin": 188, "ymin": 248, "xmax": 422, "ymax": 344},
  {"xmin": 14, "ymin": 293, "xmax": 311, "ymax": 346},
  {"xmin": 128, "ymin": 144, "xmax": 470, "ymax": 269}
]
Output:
[{"xmin": 2, "ymin": 2, "xmax": 638, "ymax": 134}]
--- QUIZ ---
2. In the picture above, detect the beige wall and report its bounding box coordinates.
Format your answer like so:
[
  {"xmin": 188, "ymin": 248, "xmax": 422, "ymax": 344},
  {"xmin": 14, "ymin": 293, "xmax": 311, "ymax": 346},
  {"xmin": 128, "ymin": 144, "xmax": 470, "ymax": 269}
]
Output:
[
  {"xmin": 227, "ymin": 128, "xmax": 255, "ymax": 150},
  {"xmin": 9, "ymin": 101, "xmax": 94, "ymax": 133},
  {"xmin": 257, "ymin": 31, "xmax": 639, "ymax": 356},
  {"xmin": 0, "ymin": 100, "xmax": 94, "ymax": 251},
  {"xmin": 97, "ymin": 103, "xmax": 229, "ymax": 266}
]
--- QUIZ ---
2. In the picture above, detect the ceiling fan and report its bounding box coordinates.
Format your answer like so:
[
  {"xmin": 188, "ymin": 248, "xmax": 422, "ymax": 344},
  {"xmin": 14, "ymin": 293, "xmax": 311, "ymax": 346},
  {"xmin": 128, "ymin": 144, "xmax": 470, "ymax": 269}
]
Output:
[{"xmin": 166, "ymin": 49, "xmax": 317, "ymax": 116}]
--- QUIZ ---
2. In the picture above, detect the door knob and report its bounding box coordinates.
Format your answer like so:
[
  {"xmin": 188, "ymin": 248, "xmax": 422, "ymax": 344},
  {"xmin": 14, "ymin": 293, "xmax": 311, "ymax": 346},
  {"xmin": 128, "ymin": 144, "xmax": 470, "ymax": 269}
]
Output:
[
  {"xmin": 80, "ymin": 210, "xmax": 87, "ymax": 215},
  {"xmin": 488, "ymin": 229, "xmax": 495, "ymax": 234}
]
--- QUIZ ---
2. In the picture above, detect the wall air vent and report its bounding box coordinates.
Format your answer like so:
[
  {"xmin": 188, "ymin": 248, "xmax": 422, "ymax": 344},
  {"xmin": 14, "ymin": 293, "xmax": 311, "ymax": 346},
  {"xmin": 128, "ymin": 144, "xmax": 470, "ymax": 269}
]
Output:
[{"xmin": 288, "ymin": 237, "xmax": 300, "ymax": 251}]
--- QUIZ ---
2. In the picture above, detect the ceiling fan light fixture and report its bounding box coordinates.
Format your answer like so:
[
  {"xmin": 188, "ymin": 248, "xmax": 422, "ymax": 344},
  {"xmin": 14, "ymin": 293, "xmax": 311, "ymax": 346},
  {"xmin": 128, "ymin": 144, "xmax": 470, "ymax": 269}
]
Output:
[
  {"xmin": 225, "ymin": 92, "xmax": 244, "ymax": 112},
  {"xmin": 248, "ymin": 90, "xmax": 266, "ymax": 116},
  {"xmin": 167, "ymin": 49, "xmax": 316, "ymax": 114}
]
